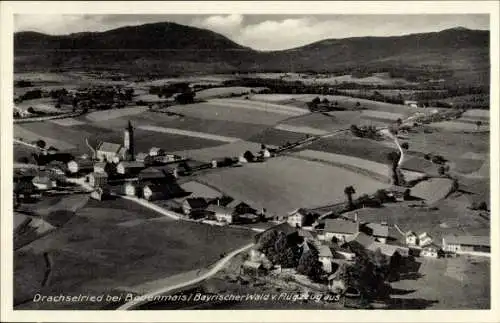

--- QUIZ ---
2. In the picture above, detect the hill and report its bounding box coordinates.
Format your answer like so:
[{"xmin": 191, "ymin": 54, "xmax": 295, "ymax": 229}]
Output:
[{"xmin": 14, "ymin": 23, "xmax": 489, "ymax": 84}]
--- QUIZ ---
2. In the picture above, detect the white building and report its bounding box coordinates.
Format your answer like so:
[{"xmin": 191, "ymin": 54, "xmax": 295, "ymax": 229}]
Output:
[
  {"xmin": 418, "ymin": 232, "xmax": 433, "ymax": 247},
  {"xmin": 421, "ymin": 246, "xmax": 439, "ymax": 258},
  {"xmin": 405, "ymin": 231, "xmax": 418, "ymax": 246}
]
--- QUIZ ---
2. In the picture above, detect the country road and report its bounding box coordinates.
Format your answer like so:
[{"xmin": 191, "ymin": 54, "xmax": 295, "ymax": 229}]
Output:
[{"xmin": 117, "ymin": 242, "xmax": 254, "ymax": 310}]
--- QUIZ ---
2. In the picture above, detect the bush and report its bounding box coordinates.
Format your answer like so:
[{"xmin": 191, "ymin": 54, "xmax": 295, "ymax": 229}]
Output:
[{"xmin": 471, "ymin": 201, "xmax": 488, "ymax": 211}]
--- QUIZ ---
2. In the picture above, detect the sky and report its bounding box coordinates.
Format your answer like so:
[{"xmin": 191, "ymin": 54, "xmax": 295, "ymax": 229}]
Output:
[{"xmin": 14, "ymin": 14, "xmax": 489, "ymax": 51}]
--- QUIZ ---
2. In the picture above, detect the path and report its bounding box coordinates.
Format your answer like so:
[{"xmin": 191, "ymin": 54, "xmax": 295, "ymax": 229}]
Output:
[
  {"xmin": 117, "ymin": 195, "xmax": 181, "ymax": 220},
  {"xmin": 117, "ymin": 242, "xmax": 254, "ymax": 310}
]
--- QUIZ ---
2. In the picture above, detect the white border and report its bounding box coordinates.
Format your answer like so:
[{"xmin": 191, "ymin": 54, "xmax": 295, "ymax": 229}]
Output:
[{"xmin": 1, "ymin": 1, "xmax": 499, "ymax": 322}]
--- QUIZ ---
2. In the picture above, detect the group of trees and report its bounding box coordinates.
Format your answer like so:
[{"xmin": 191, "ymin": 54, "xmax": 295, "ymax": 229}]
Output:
[
  {"xmin": 350, "ymin": 125, "xmax": 382, "ymax": 140},
  {"xmin": 257, "ymin": 229, "xmax": 324, "ymax": 282}
]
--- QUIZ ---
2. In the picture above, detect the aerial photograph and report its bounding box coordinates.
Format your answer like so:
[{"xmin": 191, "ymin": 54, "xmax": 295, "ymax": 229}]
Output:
[{"xmin": 10, "ymin": 12, "xmax": 491, "ymax": 311}]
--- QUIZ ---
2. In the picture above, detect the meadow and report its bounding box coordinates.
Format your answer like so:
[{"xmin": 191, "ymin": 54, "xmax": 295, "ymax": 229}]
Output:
[
  {"xmin": 15, "ymin": 198, "xmax": 255, "ymax": 310},
  {"xmin": 196, "ymin": 156, "xmax": 389, "ymax": 217}
]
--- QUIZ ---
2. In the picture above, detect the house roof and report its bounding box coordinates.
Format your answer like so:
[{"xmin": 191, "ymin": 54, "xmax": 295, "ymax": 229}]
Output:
[
  {"xmin": 90, "ymin": 172, "xmax": 108, "ymax": 178},
  {"xmin": 418, "ymin": 232, "xmax": 432, "ymax": 239},
  {"xmin": 227, "ymin": 199, "xmax": 251, "ymax": 209},
  {"xmin": 365, "ymin": 223, "xmax": 390, "ymax": 238},
  {"xmin": 94, "ymin": 162, "xmax": 106, "ymax": 168},
  {"xmin": 318, "ymin": 245, "xmax": 334, "ymax": 258},
  {"xmin": 69, "ymin": 158, "xmax": 94, "ymax": 168},
  {"xmin": 207, "ymin": 205, "xmax": 234, "ymax": 214},
  {"xmin": 184, "ymin": 197, "xmax": 208, "ymax": 209},
  {"xmin": 97, "ymin": 142, "xmax": 123, "ymax": 153},
  {"xmin": 368, "ymin": 242, "xmax": 409, "ymax": 257},
  {"xmin": 242, "ymin": 260, "xmax": 262, "ymax": 269},
  {"xmin": 298, "ymin": 229, "xmax": 315, "ymax": 240},
  {"xmin": 324, "ymin": 219, "xmax": 358, "ymax": 234},
  {"xmin": 149, "ymin": 147, "xmax": 164, "ymax": 153},
  {"xmin": 347, "ymin": 232, "xmax": 376, "ymax": 249},
  {"xmin": 443, "ymin": 235, "xmax": 490, "ymax": 247},
  {"xmin": 138, "ymin": 168, "xmax": 166, "ymax": 180},
  {"xmin": 405, "ymin": 231, "xmax": 417, "ymax": 237},
  {"xmin": 119, "ymin": 161, "xmax": 145, "ymax": 169}
]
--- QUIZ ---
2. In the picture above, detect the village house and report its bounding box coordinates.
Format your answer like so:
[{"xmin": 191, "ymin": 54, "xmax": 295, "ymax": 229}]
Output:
[
  {"xmin": 404, "ymin": 100, "xmax": 419, "ymax": 108},
  {"xmin": 93, "ymin": 162, "xmax": 107, "ymax": 174},
  {"xmin": 318, "ymin": 245, "xmax": 335, "ymax": 273},
  {"xmin": 362, "ymin": 222, "xmax": 390, "ymax": 244},
  {"xmin": 122, "ymin": 181, "xmax": 137, "ymax": 197},
  {"xmin": 149, "ymin": 147, "xmax": 165, "ymax": 157},
  {"xmin": 421, "ymin": 245, "xmax": 440, "ymax": 258},
  {"xmin": 117, "ymin": 161, "xmax": 145, "ymax": 176},
  {"xmin": 405, "ymin": 231, "xmax": 418, "ymax": 246},
  {"xmin": 206, "ymin": 205, "xmax": 235, "ymax": 224},
  {"xmin": 237, "ymin": 213, "xmax": 260, "ymax": 224},
  {"xmin": 90, "ymin": 186, "xmax": 111, "ymax": 201},
  {"xmin": 418, "ymin": 232, "xmax": 433, "ymax": 247},
  {"xmin": 87, "ymin": 172, "xmax": 108, "ymax": 188},
  {"xmin": 240, "ymin": 260, "xmax": 267, "ymax": 277},
  {"xmin": 138, "ymin": 167, "xmax": 169, "ymax": 183},
  {"xmin": 154, "ymin": 165, "xmax": 179, "ymax": 179},
  {"xmin": 67, "ymin": 159, "xmax": 94, "ymax": 175},
  {"xmin": 32, "ymin": 175, "xmax": 56, "ymax": 191},
  {"xmin": 142, "ymin": 182, "xmax": 184, "ymax": 201},
  {"xmin": 226, "ymin": 199, "xmax": 258, "ymax": 216},
  {"xmin": 287, "ymin": 208, "xmax": 318, "ymax": 228},
  {"xmin": 442, "ymin": 235, "xmax": 490, "ymax": 254},
  {"xmin": 322, "ymin": 219, "xmax": 359, "ymax": 243},
  {"xmin": 182, "ymin": 198, "xmax": 209, "ymax": 217},
  {"xmin": 135, "ymin": 152, "xmax": 149, "ymax": 162},
  {"xmin": 368, "ymin": 242, "xmax": 409, "ymax": 258},
  {"xmin": 96, "ymin": 142, "xmax": 127, "ymax": 163}
]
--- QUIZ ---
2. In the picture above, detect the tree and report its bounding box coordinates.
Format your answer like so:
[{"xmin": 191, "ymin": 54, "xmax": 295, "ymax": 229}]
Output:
[
  {"xmin": 297, "ymin": 250, "xmax": 323, "ymax": 282},
  {"xmin": 476, "ymin": 120, "xmax": 482, "ymax": 130},
  {"xmin": 321, "ymin": 98, "xmax": 329, "ymax": 104},
  {"xmin": 396, "ymin": 118, "xmax": 403, "ymax": 126},
  {"xmin": 311, "ymin": 97, "xmax": 321, "ymax": 105},
  {"xmin": 344, "ymin": 186, "xmax": 356, "ymax": 210},
  {"xmin": 438, "ymin": 166, "xmax": 446, "ymax": 176},
  {"xmin": 27, "ymin": 107, "xmax": 35, "ymax": 114},
  {"xmin": 403, "ymin": 188, "xmax": 412, "ymax": 200},
  {"xmin": 17, "ymin": 156, "xmax": 29, "ymax": 164},
  {"xmin": 401, "ymin": 142, "xmax": 409, "ymax": 150},
  {"xmin": 355, "ymin": 101, "xmax": 361, "ymax": 108},
  {"xmin": 36, "ymin": 140, "xmax": 46, "ymax": 149}
]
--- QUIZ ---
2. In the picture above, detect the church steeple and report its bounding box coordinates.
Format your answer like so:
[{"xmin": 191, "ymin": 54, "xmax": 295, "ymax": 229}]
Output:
[{"xmin": 124, "ymin": 120, "xmax": 135, "ymax": 160}]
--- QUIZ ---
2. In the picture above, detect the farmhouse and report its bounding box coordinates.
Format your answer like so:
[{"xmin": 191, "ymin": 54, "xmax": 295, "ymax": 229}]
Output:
[
  {"xmin": 362, "ymin": 222, "xmax": 390, "ymax": 244},
  {"xmin": 368, "ymin": 242, "xmax": 409, "ymax": 258},
  {"xmin": 143, "ymin": 182, "xmax": 184, "ymax": 201},
  {"xmin": 287, "ymin": 208, "xmax": 318, "ymax": 228},
  {"xmin": 240, "ymin": 260, "xmax": 267, "ymax": 277},
  {"xmin": 135, "ymin": 152, "xmax": 149, "ymax": 162},
  {"xmin": 442, "ymin": 235, "xmax": 490, "ymax": 254},
  {"xmin": 206, "ymin": 205, "xmax": 235, "ymax": 224},
  {"xmin": 226, "ymin": 200, "xmax": 258, "ymax": 215},
  {"xmin": 323, "ymin": 219, "xmax": 359, "ymax": 243},
  {"xmin": 117, "ymin": 161, "xmax": 145, "ymax": 175},
  {"xmin": 87, "ymin": 172, "xmax": 108, "ymax": 188},
  {"xmin": 182, "ymin": 198, "xmax": 208, "ymax": 217}
]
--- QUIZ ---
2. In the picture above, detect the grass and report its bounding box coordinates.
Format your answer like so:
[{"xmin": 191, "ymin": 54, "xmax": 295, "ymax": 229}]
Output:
[
  {"xmin": 14, "ymin": 124, "xmax": 77, "ymax": 151},
  {"xmin": 173, "ymin": 141, "xmax": 270, "ymax": 162},
  {"xmin": 196, "ymin": 156, "xmax": 389, "ymax": 217},
  {"xmin": 305, "ymin": 135, "xmax": 397, "ymax": 165},
  {"xmin": 195, "ymin": 87, "xmax": 253, "ymax": 99},
  {"xmin": 452, "ymin": 158, "xmax": 486, "ymax": 174},
  {"xmin": 389, "ymin": 256, "xmax": 490, "ymax": 309},
  {"xmin": 248, "ymin": 128, "xmax": 310, "ymax": 147},
  {"xmin": 411, "ymin": 178, "xmax": 455, "ymax": 204},
  {"xmin": 15, "ymin": 198, "xmax": 256, "ymax": 309},
  {"xmin": 430, "ymin": 121, "xmax": 489, "ymax": 133},
  {"xmin": 85, "ymin": 106, "xmax": 149, "ymax": 122}
]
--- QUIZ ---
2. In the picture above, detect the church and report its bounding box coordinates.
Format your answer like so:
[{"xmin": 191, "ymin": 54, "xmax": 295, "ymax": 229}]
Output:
[{"xmin": 95, "ymin": 121, "xmax": 135, "ymax": 163}]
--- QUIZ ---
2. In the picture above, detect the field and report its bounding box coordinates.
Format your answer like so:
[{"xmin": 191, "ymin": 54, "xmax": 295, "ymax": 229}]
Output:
[
  {"xmin": 430, "ymin": 121, "xmax": 489, "ymax": 133},
  {"xmin": 196, "ymin": 156, "xmax": 389, "ymax": 217},
  {"xmin": 305, "ymin": 134, "xmax": 398, "ymax": 164},
  {"xmin": 248, "ymin": 128, "xmax": 310, "ymax": 147},
  {"xmin": 389, "ymin": 256, "xmax": 490, "ymax": 309},
  {"xmin": 195, "ymin": 87, "xmax": 254, "ymax": 99},
  {"xmin": 85, "ymin": 106, "xmax": 149, "ymax": 122},
  {"xmin": 14, "ymin": 198, "xmax": 255, "ymax": 309},
  {"xmin": 180, "ymin": 181, "xmax": 223, "ymax": 199},
  {"xmin": 16, "ymin": 98, "xmax": 62, "ymax": 114},
  {"xmin": 291, "ymin": 150, "xmax": 425, "ymax": 183},
  {"xmin": 411, "ymin": 178, "xmax": 455, "ymax": 204},
  {"xmin": 14, "ymin": 125, "xmax": 77, "ymax": 150}
]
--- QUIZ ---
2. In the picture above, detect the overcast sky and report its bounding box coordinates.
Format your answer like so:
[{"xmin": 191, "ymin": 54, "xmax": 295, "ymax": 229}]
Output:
[{"xmin": 14, "ymin": 14, "xmax": 489, "ymax": 50}]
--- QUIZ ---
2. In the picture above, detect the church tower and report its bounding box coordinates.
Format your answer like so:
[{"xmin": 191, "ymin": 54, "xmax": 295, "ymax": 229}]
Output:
[{"xmin": 124, "ymin": 120, "xmax": 135, "ymax": 160}]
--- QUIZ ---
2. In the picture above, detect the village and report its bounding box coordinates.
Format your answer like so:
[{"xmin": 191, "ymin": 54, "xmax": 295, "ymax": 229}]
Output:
[{"xmin": 13, "ymin": 95, "xmax": 490, "ymax": 309}]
